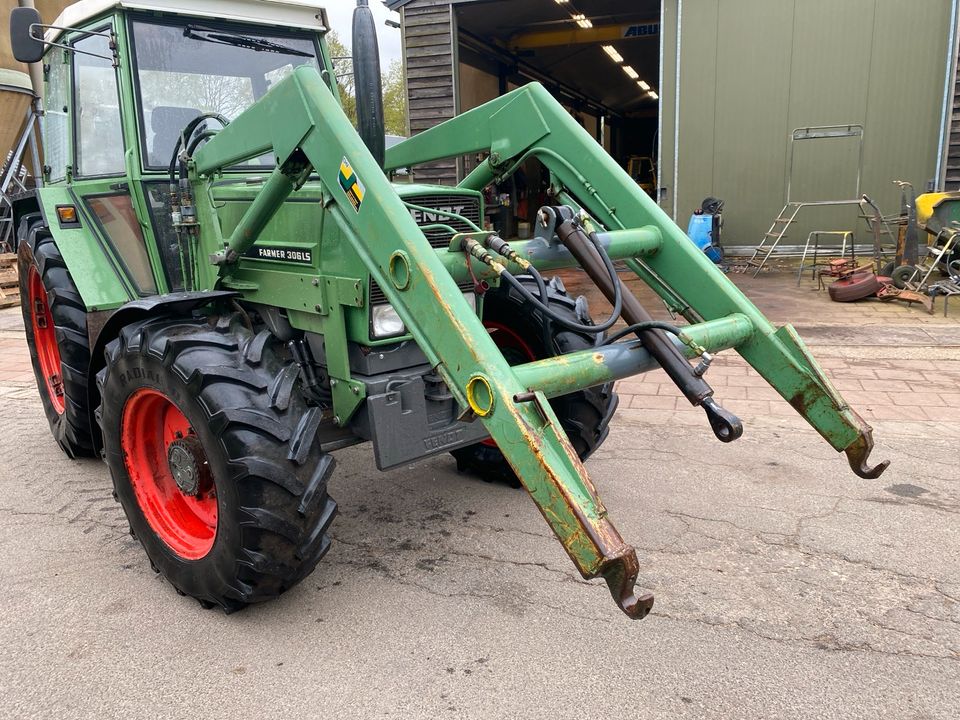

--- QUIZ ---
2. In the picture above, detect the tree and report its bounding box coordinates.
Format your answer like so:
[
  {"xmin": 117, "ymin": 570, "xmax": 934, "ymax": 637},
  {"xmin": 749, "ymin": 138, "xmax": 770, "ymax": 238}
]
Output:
[
  {"xmin": 382, "ymin": 59, "xmax": 407, "ymax": 136},
  {"xmin": 327, "ymin": 31, "xmax": 357, "ymax": 126},
  {"xmin": 327, "ymin": 31, "xmax": 407, "ymax": 136}
]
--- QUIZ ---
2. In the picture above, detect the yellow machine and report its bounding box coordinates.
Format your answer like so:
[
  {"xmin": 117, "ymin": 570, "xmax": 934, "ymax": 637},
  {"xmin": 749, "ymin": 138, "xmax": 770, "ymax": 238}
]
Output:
[
  {"xmin": 626, "ymin": 155, "xmax": 657, "ymax": 198},
  {"xmin": 884, "ymin": 187, "xmax": 960, "ymax": 289}
]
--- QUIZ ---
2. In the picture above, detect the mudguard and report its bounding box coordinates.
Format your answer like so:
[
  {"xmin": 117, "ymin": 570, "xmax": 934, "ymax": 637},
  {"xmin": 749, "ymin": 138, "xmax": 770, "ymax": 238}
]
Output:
[{"xmin": 85, "ymin": 291, "xmax": 240, "ymax": 453}]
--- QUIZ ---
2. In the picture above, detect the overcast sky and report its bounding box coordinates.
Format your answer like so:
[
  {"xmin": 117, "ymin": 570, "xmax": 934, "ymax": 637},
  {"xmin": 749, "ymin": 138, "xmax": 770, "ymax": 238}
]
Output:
[{"xmin": 323, "ymin": 1, "xmax": 403, "ymax": 67}]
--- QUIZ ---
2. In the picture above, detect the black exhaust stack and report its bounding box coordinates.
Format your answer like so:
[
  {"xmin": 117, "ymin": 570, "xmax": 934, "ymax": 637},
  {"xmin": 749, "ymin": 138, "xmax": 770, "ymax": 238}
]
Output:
[{"xmin": 352, "ymin": 0, "xmax": 385, "ymax": 168}]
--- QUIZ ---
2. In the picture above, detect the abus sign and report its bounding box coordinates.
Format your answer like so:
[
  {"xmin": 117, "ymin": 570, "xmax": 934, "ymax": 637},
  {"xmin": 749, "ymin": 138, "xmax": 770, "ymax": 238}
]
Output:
[{"xmin": 622, "ymin": 23, "xmax": 660, "ymax": 38}]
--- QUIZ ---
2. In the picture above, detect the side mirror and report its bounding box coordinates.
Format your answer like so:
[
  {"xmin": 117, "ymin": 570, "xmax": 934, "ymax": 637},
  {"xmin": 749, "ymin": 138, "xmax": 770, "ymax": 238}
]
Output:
[{"xmin": 10, "ymin": 7, "xmax": 44, "ymax": 63}]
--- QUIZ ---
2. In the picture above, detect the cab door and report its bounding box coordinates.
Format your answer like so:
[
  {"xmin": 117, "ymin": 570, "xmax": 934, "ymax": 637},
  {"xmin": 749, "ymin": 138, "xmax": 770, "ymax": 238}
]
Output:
[{"xmin": 69, "ymin": 23, "xmax": 168, "ymax": 298}]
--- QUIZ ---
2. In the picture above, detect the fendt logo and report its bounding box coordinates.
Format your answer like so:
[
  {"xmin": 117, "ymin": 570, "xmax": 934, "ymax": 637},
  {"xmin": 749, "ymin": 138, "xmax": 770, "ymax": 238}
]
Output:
[{"xmin": 409, "ymin": 205, "xmax": 468, "ymax": 225}]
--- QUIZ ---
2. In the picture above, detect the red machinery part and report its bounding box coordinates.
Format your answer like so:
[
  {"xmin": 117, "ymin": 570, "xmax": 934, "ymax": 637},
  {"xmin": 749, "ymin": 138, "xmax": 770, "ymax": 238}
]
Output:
[
  {"xmin": 27, "ymin": 267, "xmax": 65, "ymax": 414},
  {"xmin": 828, "ymin": 272, "xmax": 882, "ymax": 303},
  {"xmin": 121, "ymin": 388, "xmax": 218, "ymax": 560}
]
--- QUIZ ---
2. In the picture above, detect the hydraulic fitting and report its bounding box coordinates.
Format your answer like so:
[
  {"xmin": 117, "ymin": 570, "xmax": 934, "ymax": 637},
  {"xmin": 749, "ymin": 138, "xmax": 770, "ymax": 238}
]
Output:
[
  {"xmin": 483, "ymin": 234, "xmax": 531, "ymax": 270},
  {"xmin": 461, "ymin": 237, "xmax": 506, "ymax": 275}
]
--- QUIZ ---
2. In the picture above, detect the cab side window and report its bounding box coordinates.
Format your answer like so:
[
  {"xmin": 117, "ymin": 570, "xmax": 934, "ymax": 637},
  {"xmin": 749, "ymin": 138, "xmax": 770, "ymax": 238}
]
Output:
[
  {"xmin": 74, "ymin": 31, "xmax": 125, "ymax": 177},
  {"xmin": 43, "ymin": 49, "xmax": 70, "ymax": 182}
]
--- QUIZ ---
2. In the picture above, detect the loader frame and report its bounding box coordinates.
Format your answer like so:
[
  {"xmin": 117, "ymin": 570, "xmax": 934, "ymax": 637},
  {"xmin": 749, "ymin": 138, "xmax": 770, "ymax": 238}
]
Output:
[{"xmin": 185, "ymin": 67, "xmax": 888, "ymax": 618}]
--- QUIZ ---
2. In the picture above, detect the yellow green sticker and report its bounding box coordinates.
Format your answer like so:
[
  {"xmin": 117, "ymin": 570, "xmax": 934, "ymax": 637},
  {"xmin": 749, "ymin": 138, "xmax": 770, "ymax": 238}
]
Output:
[{"xmin": 338, "ymin": 157, "xmax": 365, "ymax": 212}]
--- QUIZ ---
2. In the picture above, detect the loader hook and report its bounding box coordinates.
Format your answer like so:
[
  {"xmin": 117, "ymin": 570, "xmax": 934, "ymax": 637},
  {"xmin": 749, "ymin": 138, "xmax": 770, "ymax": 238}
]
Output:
[
  {"xmin": 600, "ymin": 552, "xmax": 655, "ymax": 620},
  {"xmin": 844, "ymin": 431, "xmax": 890, "ymax": 479}
]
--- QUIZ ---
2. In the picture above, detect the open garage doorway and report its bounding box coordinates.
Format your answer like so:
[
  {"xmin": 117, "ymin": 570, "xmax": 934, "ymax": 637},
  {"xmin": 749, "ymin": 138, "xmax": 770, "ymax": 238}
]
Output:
[{"xmin": 452, "ymin": 0, "xmax": 662, "ymax": 237}]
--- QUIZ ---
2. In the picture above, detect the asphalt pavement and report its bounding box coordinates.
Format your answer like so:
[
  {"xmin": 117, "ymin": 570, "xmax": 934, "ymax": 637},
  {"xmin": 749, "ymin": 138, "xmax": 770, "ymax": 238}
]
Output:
[{"xmin": 0, "ymin": 294, "xmax": 958, "ymax": 719}]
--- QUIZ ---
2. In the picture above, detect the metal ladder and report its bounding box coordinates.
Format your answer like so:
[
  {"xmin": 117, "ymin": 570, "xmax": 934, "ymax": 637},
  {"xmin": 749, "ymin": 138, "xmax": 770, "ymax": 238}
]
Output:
[{"xmin": 747, "ymin": 202, "xmax": 802, "ymax": 275}]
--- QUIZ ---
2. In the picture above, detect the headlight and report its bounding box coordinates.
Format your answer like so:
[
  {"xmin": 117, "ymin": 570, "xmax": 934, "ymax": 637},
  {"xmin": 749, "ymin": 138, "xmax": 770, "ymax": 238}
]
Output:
[
  {"xmin": 371, "ymin": 303, "xmax": 406, "ymax": 339},
  {"xmin": 370, "ymin": 292, "xmax": 476, "ymax": 339}
]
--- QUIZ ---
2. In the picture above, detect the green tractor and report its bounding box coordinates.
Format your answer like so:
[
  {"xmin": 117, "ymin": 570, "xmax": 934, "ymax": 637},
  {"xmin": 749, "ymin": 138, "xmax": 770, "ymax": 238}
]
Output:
[{"xmin": 9, "ymin": 0, "xmax": 888, "ymax": 618}]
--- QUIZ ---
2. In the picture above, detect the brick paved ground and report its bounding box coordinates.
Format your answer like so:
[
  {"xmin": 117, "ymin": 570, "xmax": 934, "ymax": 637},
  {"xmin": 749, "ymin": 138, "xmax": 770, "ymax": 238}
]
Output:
[
  {"xmin": 0, "ymin": 307, "xmax": 35, "ymax": 388},
  {"xmin": 556, "ymin": 268, "xmax": 960, "ymax": 441}
]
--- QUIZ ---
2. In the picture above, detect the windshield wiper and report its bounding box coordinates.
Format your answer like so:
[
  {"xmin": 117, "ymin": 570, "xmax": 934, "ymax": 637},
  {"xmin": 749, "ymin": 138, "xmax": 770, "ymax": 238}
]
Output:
[{"xmin": 184, "ymin": 26, "xmax": 313, "ymax": 58}]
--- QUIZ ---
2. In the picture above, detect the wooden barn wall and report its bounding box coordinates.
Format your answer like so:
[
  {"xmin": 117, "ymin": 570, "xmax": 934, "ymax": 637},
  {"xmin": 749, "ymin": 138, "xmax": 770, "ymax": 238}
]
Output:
[{"xmin": 400, "ymin": 0, "xmax": 459, "ymax": 185}]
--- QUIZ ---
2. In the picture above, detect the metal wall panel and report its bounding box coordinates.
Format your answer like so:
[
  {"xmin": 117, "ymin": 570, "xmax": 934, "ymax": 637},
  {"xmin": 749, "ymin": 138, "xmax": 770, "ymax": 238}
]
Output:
[
  {"xmin": 662, "ymin": 0, "xmax": 954, "ymax": 249},
  {"xmin": 712, "ymin": 1, "xmax": 794, "ymax": 243}
]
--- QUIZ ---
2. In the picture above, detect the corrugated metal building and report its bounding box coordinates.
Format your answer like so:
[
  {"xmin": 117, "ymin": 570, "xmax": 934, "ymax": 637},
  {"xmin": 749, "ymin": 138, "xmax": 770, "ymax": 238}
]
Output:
[{"xmin": 388, "ymin": 0, "xmax": 960, "ymax": 248}]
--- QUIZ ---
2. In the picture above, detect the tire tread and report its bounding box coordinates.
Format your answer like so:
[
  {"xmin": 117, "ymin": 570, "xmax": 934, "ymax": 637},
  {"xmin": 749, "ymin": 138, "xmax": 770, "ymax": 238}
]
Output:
[{"xmin": 98, "ymin": 315, "xmax": 337, "ymax": 612}]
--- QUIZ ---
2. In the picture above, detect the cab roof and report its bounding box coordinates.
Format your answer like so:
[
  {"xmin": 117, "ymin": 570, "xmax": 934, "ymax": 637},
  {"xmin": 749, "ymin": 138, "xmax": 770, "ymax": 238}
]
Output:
[{"xmin": 47, "ymin": 0, "xmax": 329, "ymax": 42}]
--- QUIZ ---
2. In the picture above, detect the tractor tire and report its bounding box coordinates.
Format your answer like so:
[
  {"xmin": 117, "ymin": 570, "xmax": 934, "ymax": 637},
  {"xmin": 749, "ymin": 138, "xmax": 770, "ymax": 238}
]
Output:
[
  {"xmin": 17, "ymin": 214, "xmax": 95, "ymax": 458},
  {"xmin": 827, "ymin": 272, "xmax": 882, "ymax": 303},
  {"xmin": 96, "ymin": 315, "xmax": 338, "ymax": 611},
  {"xmin": 451, "ymin": 276, "xmax": 618, "ymax": 487}
]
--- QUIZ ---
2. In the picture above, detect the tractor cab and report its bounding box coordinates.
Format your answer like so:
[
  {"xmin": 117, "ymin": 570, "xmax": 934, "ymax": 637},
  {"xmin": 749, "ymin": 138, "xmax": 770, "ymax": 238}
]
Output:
[
  {"xmin": 13, "ymin": 0, "xmax": 335, "ymax": 302},
  {"xmin": 13, "ymin": 0, "xmax": 480, "ymax": 346}
]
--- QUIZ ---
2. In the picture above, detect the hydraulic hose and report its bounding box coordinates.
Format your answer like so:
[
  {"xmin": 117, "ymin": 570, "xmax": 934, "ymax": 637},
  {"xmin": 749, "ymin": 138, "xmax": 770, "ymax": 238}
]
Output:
[
  {"xmin": 603, "ymin": 321, "xmax": 713, "ymax": 377},
  {"xmin": 603, "ymin": 320, "xmax": 687, "ymax": 346},
  {"xmin": 494, "ymin": 226, "xmax": 623, "ymax": 334},
  {"xmin": 554, "ymin": 214, "xmax": 743, "ymax": 442},
  {"xmin": 186, "ymin": 130, "xmax": 220, "ymax": 157},
  {"xmin": 167, "ymin": 112, "xmax": 230, "ymax": 183}
]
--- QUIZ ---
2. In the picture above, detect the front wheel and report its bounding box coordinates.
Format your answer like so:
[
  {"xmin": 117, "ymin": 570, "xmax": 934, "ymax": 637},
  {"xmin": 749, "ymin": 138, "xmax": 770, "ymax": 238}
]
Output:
[
  {"xmin": 451, "ymin": 276, "xmax": 618, "ymax": 486},
  {"xmin": 97, "ymin": 315, "xmax": 338, "ymax": 611}
]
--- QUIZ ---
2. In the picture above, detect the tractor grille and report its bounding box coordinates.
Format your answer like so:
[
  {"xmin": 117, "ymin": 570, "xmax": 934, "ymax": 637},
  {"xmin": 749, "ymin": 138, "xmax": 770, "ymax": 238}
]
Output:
[
  {"xmin": 369, "ymin": 279, "xmax": 474, "ymax": 305},
  {"xmin": 404, "ymin": 193, "xmax": 482, "ymax": 248},
  {"xmin": 369, "ymin": 193, "xmax": 481, "ymax": 305}
]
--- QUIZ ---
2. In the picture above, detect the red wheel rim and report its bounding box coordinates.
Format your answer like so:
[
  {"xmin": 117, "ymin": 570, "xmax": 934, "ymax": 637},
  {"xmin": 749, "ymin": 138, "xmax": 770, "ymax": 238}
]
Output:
[
  {"xmin": 483, "ymin": 321, "xmax": 539, "ymax": 447},
  {"xmin": 121, "ymin": 389, "xmax": 218, "ymax": 560},
  {"xmin": 28, "ymin": 267, "xmax": 65, "ymax": 414}
]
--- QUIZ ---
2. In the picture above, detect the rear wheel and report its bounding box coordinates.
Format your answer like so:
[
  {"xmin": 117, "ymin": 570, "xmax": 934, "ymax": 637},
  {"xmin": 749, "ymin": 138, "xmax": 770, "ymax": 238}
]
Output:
[
  {"xmin": 17, "ymin": 215, "xmax": 94, "ymax": 457},
  {"xmin": 451, "ymin": 276, "xmax": 618, "ymax": 487},
  {"xmin": 97, "ymin": 315, "xmax": 338, "ymax": 611}
]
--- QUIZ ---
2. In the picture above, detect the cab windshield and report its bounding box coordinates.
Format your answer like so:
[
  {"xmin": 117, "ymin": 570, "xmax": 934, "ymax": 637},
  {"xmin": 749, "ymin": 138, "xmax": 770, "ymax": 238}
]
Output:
[{"xmin": 130, "ymin": 17, "xmax": 321, "ymax": 169}]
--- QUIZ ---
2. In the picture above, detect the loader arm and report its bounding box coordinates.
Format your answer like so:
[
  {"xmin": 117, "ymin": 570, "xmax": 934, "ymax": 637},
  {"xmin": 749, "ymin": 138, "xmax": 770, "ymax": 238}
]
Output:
[
  {"xmin": 385, "ymin": 83, "xmax": 888, "ymax": 480},
  {"xmin": 192, "ymin": 67, "xmax": 655, "ymax": 618}
]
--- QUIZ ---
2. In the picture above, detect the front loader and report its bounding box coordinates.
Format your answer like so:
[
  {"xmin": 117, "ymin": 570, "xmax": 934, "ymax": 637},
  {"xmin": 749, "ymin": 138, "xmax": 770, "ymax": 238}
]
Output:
[{"xmin": 10, "ymin": 0, "xmax": 888, "ymax": 618}]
